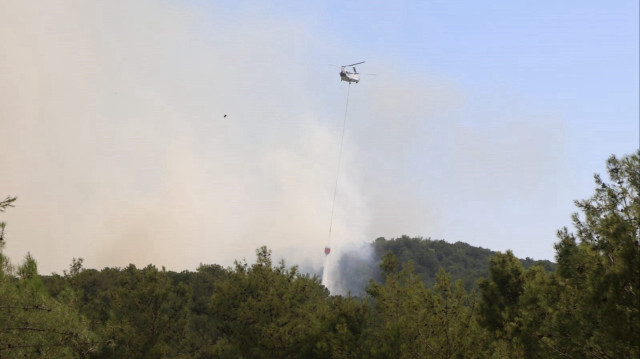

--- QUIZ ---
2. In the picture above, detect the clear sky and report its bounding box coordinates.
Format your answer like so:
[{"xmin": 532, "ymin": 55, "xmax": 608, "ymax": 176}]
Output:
[{"xmin": 0, "ymin": 0, "xmax": 638, "ymax": 274}]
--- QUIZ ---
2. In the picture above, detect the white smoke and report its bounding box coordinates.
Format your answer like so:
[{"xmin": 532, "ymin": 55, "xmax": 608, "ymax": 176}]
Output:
[{"xmin": 0, "ymin": 0, "xmax": 568, "ymax": 278}]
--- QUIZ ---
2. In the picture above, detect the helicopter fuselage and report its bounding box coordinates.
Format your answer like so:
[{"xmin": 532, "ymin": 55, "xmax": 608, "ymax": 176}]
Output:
[{"xmin": 339, "ymin": 70, "xmax": 360, "ymax": 83}]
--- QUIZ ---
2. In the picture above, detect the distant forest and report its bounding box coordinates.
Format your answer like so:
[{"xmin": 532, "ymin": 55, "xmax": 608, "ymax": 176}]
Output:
[
  {"xmin": 0, "ymin": 151, "xmax": 637, "ymax": 358},
  {"xmin": 337, "ymin": 236, "xmax": 556, "ymax": 295}
]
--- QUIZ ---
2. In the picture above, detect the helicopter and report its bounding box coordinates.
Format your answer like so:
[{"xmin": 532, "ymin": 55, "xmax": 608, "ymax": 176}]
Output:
[{"xmin": 339, "ymin": 61, "xmax": 365, "ymax": 83}]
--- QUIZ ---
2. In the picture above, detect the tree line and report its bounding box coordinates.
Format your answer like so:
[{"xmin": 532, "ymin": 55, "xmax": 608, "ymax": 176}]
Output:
[{"xmin": 0, "ymin": 151, "xmax": 637, "ymax": 358}]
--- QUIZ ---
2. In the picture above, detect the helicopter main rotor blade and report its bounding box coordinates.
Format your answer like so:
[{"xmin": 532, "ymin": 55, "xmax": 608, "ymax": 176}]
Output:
[{"xmin": 345, "ymin": 61, "xmax": 365, "ymax": 67}]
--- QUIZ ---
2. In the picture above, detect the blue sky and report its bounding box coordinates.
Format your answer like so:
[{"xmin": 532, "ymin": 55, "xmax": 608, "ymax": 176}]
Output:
[
  {"xmin": 240, "ymin": 0, "xmax": 640, "ymax": 257},
  {"xmin": 0, "ymin": 1, "xmax": 637, "ymax": 273},
  {"xmin": 194, "ymin": 0, "xmax": 638, "ymax": 178}
]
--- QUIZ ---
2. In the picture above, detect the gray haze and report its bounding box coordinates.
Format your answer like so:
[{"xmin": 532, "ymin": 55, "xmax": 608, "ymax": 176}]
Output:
[{"xmin": 0, "ymin": 1, "xmax": 570, "ymax": 274}]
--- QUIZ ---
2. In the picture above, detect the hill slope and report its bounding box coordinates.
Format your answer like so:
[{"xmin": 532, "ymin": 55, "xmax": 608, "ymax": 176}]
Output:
[{"xmin": 336, "ymin": 236, "xmax": 555, "ymax": 295}]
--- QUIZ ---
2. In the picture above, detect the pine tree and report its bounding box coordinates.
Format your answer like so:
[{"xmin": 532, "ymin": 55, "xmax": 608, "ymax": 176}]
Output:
[{"xmin": 552, "ymin": 151, "xmax": 640, "ymax": 357}]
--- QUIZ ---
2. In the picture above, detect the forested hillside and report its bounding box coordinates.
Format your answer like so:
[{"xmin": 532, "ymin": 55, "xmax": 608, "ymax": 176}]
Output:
[
  {"xmin": 337, "ymin": 236, "xmax": 556, "ymax": 295},
  {"xmin": 0, "ymin": 151, "xmax": 637, "ymax": 358}
]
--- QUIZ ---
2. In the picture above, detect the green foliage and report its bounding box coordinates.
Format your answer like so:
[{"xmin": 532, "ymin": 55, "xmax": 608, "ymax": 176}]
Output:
[
  {"xmin": 0, "ymin": 248, "xmax": 99, "ymax": 357},
  {"xmin": 3, "ymin": 151, "xmax": 637, "ymax": 358},
  {"xmin": 209, "ymin": 246, "xmax": 329, "ymax": 359},
  {"xmin": 550, "ymin": 151, "xmax": 640, "ymax": 358},
  {"xmin": 0, "ymin": 196, "xmax": 17, "ymax": 212},
  {"xmin": 476, "ymin": 151, "xmax": 640, "ymax": 358},
  {"xmin": 315, "ymin": 295, "xmax": 371, "ymax": 359},
  {"xmin": 477, "ymin": 251, "xmax": 528, "ymax": 357},
  {"xmin": 53, "ymin": 263, "xmax": 193, "ymax": 358},
  {"xmin": 0, "ymin": 196, "xmax": 16, "ymax": 241},
  {"xmin": 180, "ymin": 263, "xmax": 229, "ymax": 357},
  {"xmin": 366, "ymin": 254, "xmax": 480, "ymax": 359},
  {"xmin": 366, "ymin": 258, "xmax": 429, "ymax": 358},
  {"xmin": 373, "ymin": 236, "xmax": 555, "ymax": 291},
  {"xmin": 99, "ymin": 264, "xmax": 191, "ymax": 358},
  {"xmin": 478, "ymin": 251, "xmax": 525, "ymax": 335},
  {"xmin": 0, "ymin": 196, "xmax": 98, "ymax": 357}
]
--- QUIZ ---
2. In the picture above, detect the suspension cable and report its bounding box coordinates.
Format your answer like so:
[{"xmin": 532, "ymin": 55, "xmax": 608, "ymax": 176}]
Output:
[{"xmin": 328, "ymin": 83, "xmax": 351, "ymax": 242}]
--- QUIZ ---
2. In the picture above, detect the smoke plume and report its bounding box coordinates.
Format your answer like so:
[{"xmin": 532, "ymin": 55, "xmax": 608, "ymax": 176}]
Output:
[{"xmin": 0, "ymin": 1, "xmax": 567, "ymax": 279}]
